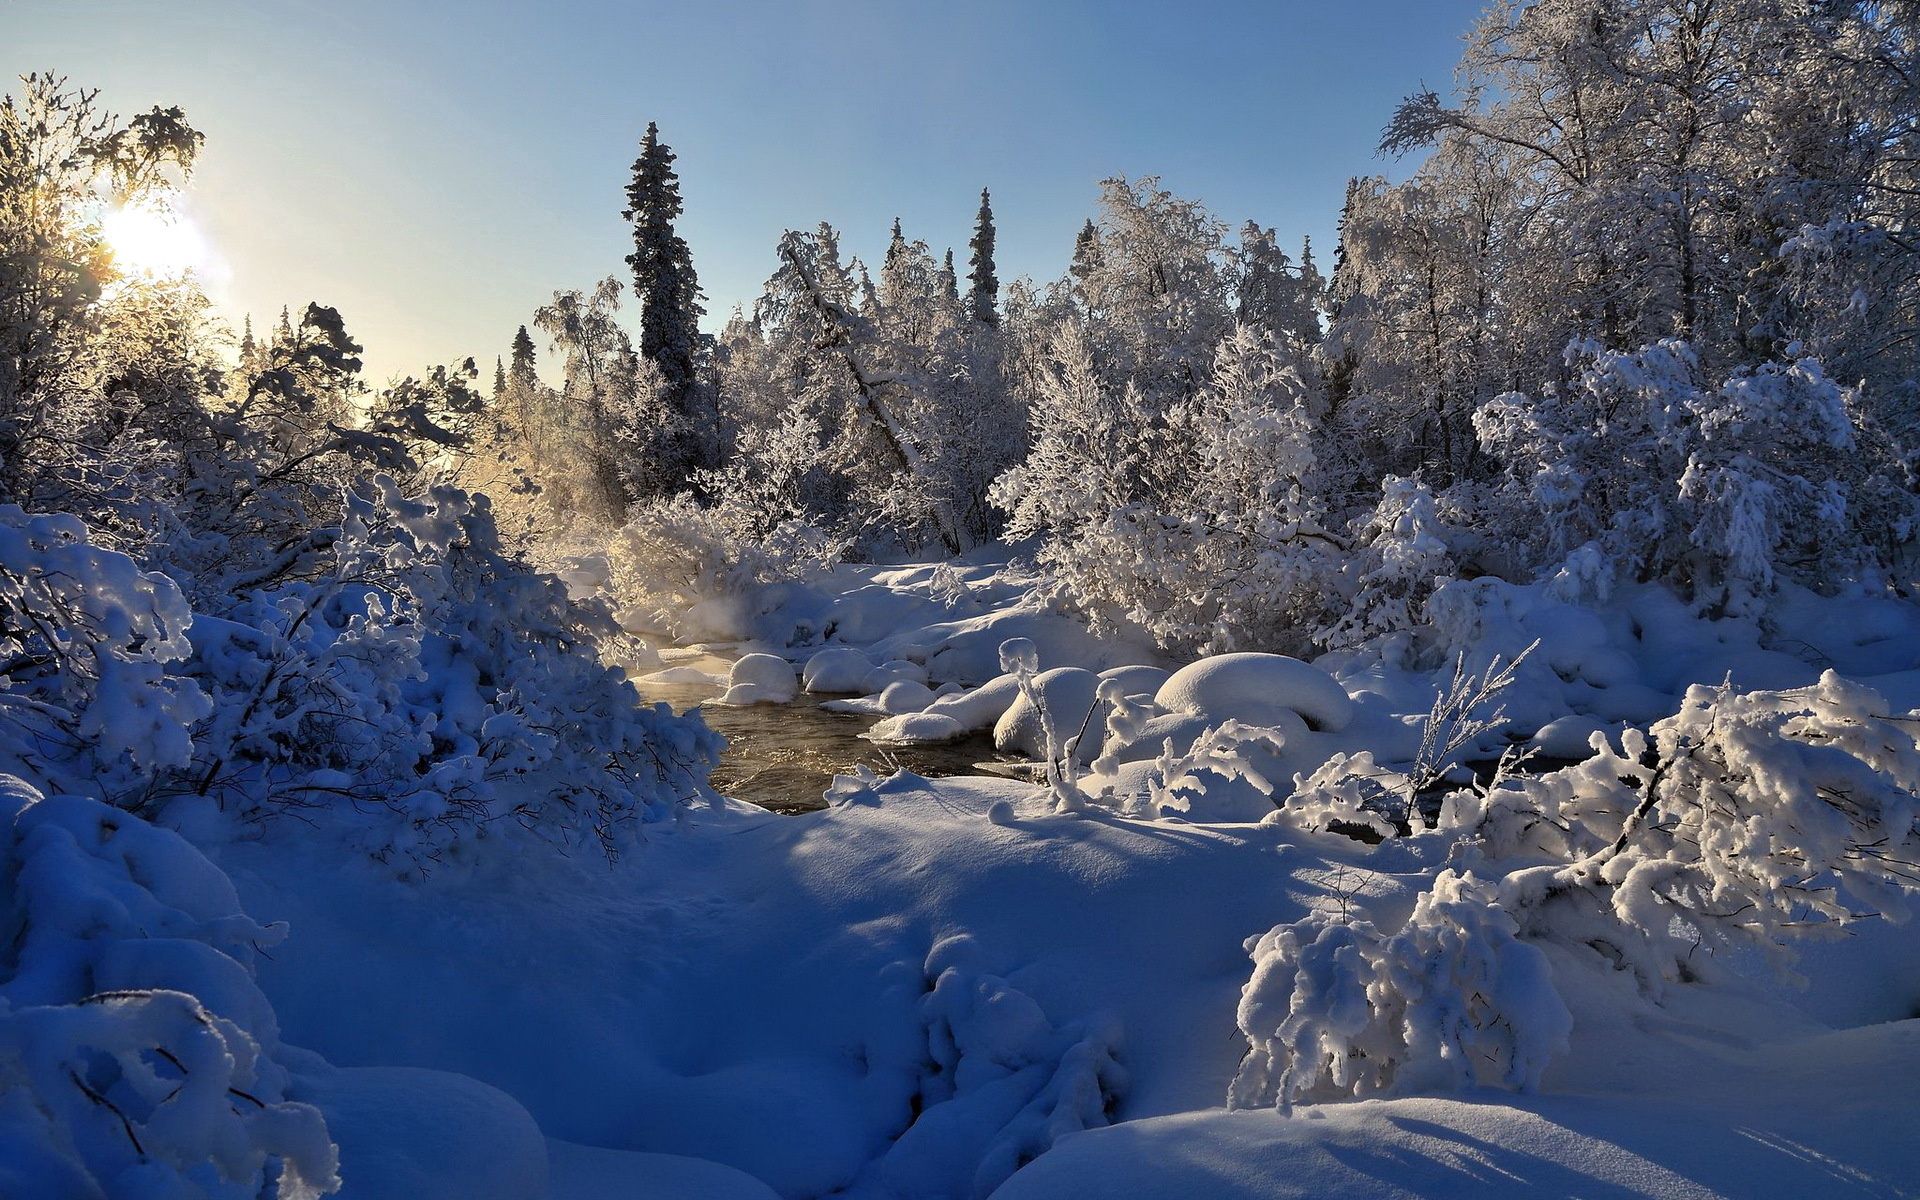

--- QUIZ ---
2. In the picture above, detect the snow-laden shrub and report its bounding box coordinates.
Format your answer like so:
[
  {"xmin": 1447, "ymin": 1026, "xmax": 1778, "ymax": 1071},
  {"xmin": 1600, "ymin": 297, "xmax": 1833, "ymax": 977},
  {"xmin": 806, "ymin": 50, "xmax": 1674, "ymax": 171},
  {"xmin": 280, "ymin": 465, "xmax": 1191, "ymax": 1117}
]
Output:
[
  {"xmin": 1279, "ymin": 752, "xmax": 1407, "ymax": 839},
  {"xmin": 1144, "ymin": 720, "xmax": 1288, "ymax": 822},
  {"xmin": 1230, "ymin": 870, "xmax": 1570, "ymax": 1114},
  {"xmin": 904, "ymin": 934, "xmax": 1125, "ymax": 1199},
  {"xmin": 0, "ymin": 776, "xmax": 338, "ymax": 1196},
  {"xmin": 1466, "ymin": 671, "xmax": 1920, "ymax": 988},
  {"xmin": 996, "ymin": 324, "xmax": 1340, "ymax": 656},
  {"xmin": 1316, "ymin": 475, "xmax": 1455, "ymax": 656},
  {"xmin": 178, "ymin": 477, "xmax": 721, "ymax": 869},
  {"xmin": 1473, "ymin": 340, "xmax": 1909, "ymax": 612},
  {"xmin": 998, "ymin": 638, "xmax": 1085, "ymax": 812},
  {"xmin": 608, "ymin": 493, "xmax": 846, "ymax": 640},
  {"xmin": 0, "ymin": 506, "xmax": 211, "ymax": 797}
]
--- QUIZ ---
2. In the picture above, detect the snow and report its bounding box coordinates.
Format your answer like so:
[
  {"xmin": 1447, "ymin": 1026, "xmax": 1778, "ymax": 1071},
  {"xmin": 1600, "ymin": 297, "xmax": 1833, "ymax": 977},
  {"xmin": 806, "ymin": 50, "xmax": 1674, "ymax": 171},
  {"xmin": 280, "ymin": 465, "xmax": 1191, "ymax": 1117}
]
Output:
[
  {"xmin": 1153, "ymin": 652, "xmax": 1356, "ymax": 733},
  {"xmin": 715, "ymin": 652, "xmax": 799, "ymax": 706},
  {"xmin": 801, "ymin": 646, "xmax": 878, "ymax": 694}
]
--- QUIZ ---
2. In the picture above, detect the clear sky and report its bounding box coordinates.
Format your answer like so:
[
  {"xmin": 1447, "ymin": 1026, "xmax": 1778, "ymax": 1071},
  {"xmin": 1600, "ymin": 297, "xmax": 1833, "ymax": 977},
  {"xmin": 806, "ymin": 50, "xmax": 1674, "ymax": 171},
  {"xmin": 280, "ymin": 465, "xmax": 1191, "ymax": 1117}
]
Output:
[{"xmin": 6, "ymin": 0, "xmax": 1486, "ymax": 383}]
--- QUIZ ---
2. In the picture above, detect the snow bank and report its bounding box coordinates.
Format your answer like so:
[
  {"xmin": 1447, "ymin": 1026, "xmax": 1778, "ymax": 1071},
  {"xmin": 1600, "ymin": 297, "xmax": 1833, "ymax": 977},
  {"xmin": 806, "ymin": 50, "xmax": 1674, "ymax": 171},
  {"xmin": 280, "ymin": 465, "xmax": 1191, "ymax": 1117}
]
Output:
[
  {"xmin": 0, "ymin": 776, "xmax": 340, "ymax": 1196},
  {"xmin": 1000, "ymin": 1021, "xmax": 1920, "ymax": 1199}
]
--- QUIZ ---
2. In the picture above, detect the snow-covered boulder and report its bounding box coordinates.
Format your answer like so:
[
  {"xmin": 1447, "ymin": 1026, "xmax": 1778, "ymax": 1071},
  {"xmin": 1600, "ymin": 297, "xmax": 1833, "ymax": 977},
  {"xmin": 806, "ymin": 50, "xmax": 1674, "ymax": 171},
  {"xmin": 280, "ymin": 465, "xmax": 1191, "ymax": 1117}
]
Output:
[
  {"xmin": 924, "ymin": 674, "xmax": 1022, "ymax": 733},
  {"xmin": 1100, "ymin": 663, "xmax": 1171, "ymax": 699},
  {"xmin": 862, "ymin": 658, "xmax": 930, "ymax": 692},
  {"xmin": 822, "ymin": 679, "xmax": 940, "ymax": 717},
  {"xmin": 803, "ymin": 646, "xmax": 878, "ymax": 694},
  {"xmin": 1153, "ymin": 653, "xmax": 1355, "ymax": 733},
  {"xmin": 866, "ymin": 711, "xmax": 970, "ymax": 745},
  {"xmin": 876, "ymin": 679, "xmax": 937, "ymax": 714},
  {"xmin": 995, "ymin": 667, "xmax": 1105, "ymax": 763},
  {"xmin": 717, "ymin": 653, "xmax": 798, "ymax": 706}
]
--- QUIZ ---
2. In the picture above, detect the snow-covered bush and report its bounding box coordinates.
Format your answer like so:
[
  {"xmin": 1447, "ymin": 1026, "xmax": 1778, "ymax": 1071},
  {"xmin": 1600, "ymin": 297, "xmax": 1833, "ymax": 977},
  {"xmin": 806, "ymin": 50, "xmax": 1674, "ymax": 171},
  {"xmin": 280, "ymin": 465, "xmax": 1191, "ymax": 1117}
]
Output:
[
  {"xmin": 0, "ymin": 776, "xmax": 338, "ymax": 1196},
  {"xmin": 609, "ymin": 493, "xmax": 846, "ymax": 640},
  {"xmin": 1238, "ymin": 669, "xmax": 1920, "ymax": 1116},
  {"xmin": 1144, "ymin": 720, "xmax": 1288, "ymax": 822},
  {"xmin": 1279, "ymin": 752, "xmax": 1407, "ymax": 840},
  {"xmin": 1468, "ymin": 672, "xmax": 1920, "ymax": 988},
  {"xmin": 0, "ymin": 506, "xmax": 210, "ymax": 797},
  {"xmin": 1230, "ymin": 870, "xmax": 1570, "ymax": 1114},
  {"xmin": 177, "ymin": 477, "xmax": 721, "ymax": 869},
  {"xmin": 1473, "ymin": 341, "xmax": 1909, "ymax": 612},
  {"xmin": 997, "ymin": 323, "xmax": 1340, "ymax": 656},
  {"xmin": 1316, "ymin": 475, "xmax": 1455, "ymax": 656}
]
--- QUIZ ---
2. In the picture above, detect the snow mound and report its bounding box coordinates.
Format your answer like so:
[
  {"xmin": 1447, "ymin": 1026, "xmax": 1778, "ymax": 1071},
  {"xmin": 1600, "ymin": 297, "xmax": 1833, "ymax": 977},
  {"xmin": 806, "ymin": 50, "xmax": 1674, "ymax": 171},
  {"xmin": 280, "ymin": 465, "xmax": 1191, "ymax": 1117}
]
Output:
[
  {"xmin": 825, "ymin": 679, "xmax": 939, "ymax": 716},
  {"xmin": 634, "ymin": 664, "xmax": 727, "ymax": 690},
  {"xmin": 994, "ymin": 667, "xmax": 1103, "ymax": 763},
  {"xmin": 1154, "ymin": 652, "xmax": 1355, "ymax": 732},
  {"xmin": 866, "ymin": 712, "xmax": 969, "ymax": 745},
  {"xmin": 717, "ymin": 653, "xmax": 799, "ymax": 706},
  {"xmin": 299, "ymin": 1065, "xmax": 547, "ymax": 1200},
  {"xmin": 923, "ymin": 674, "xmax": 1022, "ymax": 732},
  {"xmin": 802, "ymin": 646, "xmax": 878, "ymax": 694}
]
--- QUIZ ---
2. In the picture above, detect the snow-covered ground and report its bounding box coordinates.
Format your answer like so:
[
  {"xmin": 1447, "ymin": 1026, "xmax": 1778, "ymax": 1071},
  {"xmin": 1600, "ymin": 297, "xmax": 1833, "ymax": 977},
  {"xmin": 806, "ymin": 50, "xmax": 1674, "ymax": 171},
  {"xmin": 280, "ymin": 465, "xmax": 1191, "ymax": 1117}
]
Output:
[{"xmin": 37, "ymin": 551, "xmax": 1896, "ymax": 1198}]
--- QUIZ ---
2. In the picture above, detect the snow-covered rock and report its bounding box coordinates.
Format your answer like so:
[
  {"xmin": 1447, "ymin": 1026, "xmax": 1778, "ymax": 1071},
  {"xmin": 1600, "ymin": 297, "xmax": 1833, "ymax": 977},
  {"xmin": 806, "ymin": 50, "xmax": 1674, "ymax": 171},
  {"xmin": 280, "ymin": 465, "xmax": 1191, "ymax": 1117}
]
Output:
[
  {"xmin": 867, "ymin": 711, "xmax": 970, "ymax": 745},
  {"xmin": 862, "ymin": 658, "xmax": 930, "ymax": 692},
  {"xmin": 822, "ymin": 678, "xmax": 940, "ymax": 716},
  {"xmin": 923, "ymin": 674, "xmax": 1022, "ymax": 732},
  {"xmin": 717, "ymin": 652, "xmax": 799, "ymax": 706},
  {"xmin": 802, "ymin": 646, "xmax": 879, "ymax": 694},
  {"xmin": 1153, "ymin": 652, "xmax": 1355, "ymax": 732},
  {"xmin": 994, "ymin": 666, "xmax": 1104, "ymax": 763}
]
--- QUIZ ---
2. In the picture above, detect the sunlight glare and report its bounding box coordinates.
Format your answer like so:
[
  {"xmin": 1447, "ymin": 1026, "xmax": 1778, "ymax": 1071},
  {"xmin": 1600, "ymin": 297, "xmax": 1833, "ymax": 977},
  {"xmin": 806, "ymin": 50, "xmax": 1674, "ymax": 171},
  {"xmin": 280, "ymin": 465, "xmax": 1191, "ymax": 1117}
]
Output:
[{"xmin": 101, "ymin": 198, "xmax": 213, "ymax": 278}]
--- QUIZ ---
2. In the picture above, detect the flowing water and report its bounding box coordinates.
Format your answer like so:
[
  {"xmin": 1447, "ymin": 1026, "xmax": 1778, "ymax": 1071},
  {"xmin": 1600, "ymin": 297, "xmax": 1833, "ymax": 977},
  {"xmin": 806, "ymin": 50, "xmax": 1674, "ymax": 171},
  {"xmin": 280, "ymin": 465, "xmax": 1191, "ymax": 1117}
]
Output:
[{"xmin": 633, "ymin": 651, "xmax": 1018, "ymax": 814}]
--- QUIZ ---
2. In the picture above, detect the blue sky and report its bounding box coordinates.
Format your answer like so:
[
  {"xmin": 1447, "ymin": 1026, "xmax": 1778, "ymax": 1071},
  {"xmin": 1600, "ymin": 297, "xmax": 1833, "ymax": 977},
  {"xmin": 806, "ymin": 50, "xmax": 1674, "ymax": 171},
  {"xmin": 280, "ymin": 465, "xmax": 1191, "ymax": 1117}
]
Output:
[{"xmin": 7, "ymin": 0, "xmax": 1485, "ymax": 382}]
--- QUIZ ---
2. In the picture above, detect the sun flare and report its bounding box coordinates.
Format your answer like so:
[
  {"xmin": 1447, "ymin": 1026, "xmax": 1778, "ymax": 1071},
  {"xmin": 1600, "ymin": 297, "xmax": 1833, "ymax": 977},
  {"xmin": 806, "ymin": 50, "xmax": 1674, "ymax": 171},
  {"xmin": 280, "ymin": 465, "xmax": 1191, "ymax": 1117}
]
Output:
[{"xmin": 101, "ymin": 198, "xmax": 213, "ymax": 278}]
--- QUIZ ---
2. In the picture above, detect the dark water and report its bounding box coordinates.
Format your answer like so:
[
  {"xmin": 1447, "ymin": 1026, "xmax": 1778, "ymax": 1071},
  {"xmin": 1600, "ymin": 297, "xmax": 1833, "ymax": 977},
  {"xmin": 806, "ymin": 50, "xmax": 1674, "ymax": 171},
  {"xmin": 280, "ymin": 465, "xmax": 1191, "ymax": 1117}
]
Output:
[{"xmin": 634, "ymin": 658, "xmax": 1014, "ymax": 813}]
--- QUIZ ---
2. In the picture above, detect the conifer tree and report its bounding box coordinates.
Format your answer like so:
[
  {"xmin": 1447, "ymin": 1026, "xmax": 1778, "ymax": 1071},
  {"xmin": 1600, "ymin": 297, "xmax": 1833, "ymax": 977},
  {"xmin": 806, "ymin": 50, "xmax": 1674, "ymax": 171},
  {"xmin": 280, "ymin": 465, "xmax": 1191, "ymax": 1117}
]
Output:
[
  {"xmin": 938, "ymin": 249, "xmax": 960, "ymax": 306},
  {"xmin": 492, "ymin": 355, "xmax": 507, "ymax": 399},
  {"xmin": 968, "ymin": 187, "xmax": 999, "ymax": 326},
  {"xmin": 622, "ymin": 122, "xmax": 704, "ymax": 407},
  {"xmin": 509, "ymin": 324, "xmax": 537, "ymax": 391}
]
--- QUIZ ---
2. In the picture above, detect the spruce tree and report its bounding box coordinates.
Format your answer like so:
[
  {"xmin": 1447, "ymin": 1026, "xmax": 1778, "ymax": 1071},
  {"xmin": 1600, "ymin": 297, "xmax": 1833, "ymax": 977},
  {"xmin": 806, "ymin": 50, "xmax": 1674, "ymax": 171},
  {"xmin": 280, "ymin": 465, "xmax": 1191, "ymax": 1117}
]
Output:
[
  {"xmin": 622, "ymin": 122, "xmax": 704, "ymax": 405},
  {"xmin": 492, "ymin": 355, "xmax": 507, "ymax": 399},
  {"xmin": 967, "ymin": 187, "xmax": 999, "ymax": 326},
  {"xmin": 938, "ymin": 249, "xmax": 960, "ymax": 306},
  {"xmin": 509, "ymin": 324, "xmax": 537, "ymax": 391},
  {"xmin": 1069, "ymin": 218, "xmax": 1102, "ymax": 310}
]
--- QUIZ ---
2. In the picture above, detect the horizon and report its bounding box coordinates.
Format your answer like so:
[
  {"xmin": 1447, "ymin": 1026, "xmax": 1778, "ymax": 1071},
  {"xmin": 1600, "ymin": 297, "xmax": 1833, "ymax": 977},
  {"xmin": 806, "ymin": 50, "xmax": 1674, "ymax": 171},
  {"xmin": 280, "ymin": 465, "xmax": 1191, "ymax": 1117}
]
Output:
[{"xmin": 6, "ymin": 0, "xmax": 1482, "ymax": 382}]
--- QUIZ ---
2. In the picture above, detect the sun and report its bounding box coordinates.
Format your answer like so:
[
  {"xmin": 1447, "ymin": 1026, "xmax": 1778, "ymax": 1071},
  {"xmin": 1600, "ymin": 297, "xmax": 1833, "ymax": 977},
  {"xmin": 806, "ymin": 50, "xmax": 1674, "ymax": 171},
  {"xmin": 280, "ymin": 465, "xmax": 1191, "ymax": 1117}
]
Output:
[{"xmin": 100, "ymin": 197, "xmax": 213, "ymax": 278}]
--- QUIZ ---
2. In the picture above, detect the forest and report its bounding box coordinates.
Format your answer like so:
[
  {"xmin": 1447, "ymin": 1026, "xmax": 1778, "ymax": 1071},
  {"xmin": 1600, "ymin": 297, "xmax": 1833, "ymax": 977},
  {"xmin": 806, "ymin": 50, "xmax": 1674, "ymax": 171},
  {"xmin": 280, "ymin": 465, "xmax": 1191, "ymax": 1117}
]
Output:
[{"xmin": 3, "ymin": 1, "xmax": 1920, "ymax": 1197}]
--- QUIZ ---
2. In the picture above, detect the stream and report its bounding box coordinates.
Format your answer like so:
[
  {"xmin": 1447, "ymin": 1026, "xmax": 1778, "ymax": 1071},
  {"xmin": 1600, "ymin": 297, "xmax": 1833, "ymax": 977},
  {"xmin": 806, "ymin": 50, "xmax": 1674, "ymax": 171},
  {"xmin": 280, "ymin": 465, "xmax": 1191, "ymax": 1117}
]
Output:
[{"xmin": 633, "ymin": 650, "xmax": 1015, "ymax": 813}]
